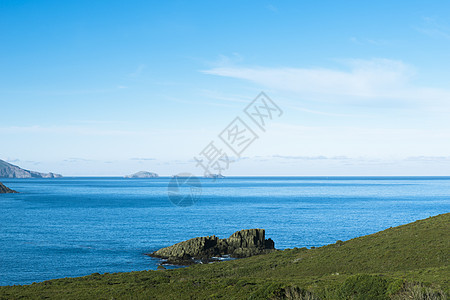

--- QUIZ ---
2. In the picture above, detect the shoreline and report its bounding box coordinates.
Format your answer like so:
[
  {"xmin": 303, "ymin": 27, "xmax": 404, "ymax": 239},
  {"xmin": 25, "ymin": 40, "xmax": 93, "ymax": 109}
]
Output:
[{"xmin": 1, "ymin": 213, "xmax": 448, "ymax": 290}]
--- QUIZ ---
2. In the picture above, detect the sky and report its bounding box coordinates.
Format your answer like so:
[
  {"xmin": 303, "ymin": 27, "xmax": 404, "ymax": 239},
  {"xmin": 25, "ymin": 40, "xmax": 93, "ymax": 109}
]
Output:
[{"xmin": 1, "ymin": 1, "xmax": 450, "ymax": 176}]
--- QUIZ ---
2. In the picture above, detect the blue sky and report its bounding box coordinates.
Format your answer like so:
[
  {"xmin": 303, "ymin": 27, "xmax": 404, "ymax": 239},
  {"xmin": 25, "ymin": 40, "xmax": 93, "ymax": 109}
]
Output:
[{"xmin": 1, "ymin": 1, "xmax": 450, "ymax": 176}]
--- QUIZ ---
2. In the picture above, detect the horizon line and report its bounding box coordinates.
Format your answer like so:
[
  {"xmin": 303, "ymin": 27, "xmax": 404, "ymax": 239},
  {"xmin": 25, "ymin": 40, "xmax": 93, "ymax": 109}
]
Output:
[{"xmin": 10, "ymin": 175, "xmax": 450, "ymax": 178}]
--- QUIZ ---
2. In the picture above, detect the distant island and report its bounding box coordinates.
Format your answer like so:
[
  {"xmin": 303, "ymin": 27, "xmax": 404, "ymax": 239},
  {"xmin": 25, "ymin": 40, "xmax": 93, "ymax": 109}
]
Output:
[
  {"xmin": 124, "ymin": 171, "xmax": 159, "ymax": 178},
  {"xmin": 0, "ymin": 159, "xmax": 62, "ymax": 178},
  {"xmin": 204, "ymin": 173, "xmax": 225, "ymax": 179},
  {"xmin": 0, "ymin": 182, "xmax": 18, "ymax": 193}
]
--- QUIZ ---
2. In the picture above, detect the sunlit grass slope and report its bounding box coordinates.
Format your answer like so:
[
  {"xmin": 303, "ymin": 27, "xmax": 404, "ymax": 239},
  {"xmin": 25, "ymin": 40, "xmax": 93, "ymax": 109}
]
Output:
[{"xmin": 1, "ymin": 213, "xmax": 448, "ymax": 299}]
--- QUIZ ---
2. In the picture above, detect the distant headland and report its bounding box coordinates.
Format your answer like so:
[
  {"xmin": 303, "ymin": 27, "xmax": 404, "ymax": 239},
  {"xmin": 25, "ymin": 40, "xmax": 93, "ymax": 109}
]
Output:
[{"xmin": 0, "ymin": 159, "xmax": 62, "ymax": 178}]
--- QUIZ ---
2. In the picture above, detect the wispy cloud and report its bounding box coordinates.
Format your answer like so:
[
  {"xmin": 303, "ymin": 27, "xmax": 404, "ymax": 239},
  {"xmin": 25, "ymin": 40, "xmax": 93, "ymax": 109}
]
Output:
[
  {"xmin": 272, "ymin": 155, "xmax": 350, "ymax": 160},
  {"xmin": 404, "ymin": 156, "xmax": 450, "ymax": 162},
  {"xmin": 130, "ymin": 157, "xmax": 156, "ymax": 161},
  {"xmin": 72, "ymin": 120, "xmax": 127, "ymax": 125},
  {"xmin": 416, "ymin": 17, "xmax": 450, "ymax": 40},
  {"xmin": 202, "ymin": 58, "xmax": 450, "ymax": 107},
  {"xmin": 212, "ymin": 53, "xmax": 244, "ymax": 67},
  {"xmin": 64, "ymin": 158, "xmax": 93, "ymax": 163},
  {"xmin": 2, "ymin": 88, "xmax": 119, "ymax": 96},
  {"xmin": 285, "ymin": 103, "xmax": 360, "ymax": 117},
  {"xmin": 24, "ymin": 160, "xmax": 41, "ymax": 165},
  {"xmin": 349, "ymin": 37, "xmax": 389, "ymax": 46},
  {"xmin": 198, "ymin": 89, "xmax": 251, "ymax": 104},
  {"xmin": 5, "ymin": 158, "xmax": 21, "ymax": 163},
  {"xmin": 0, "ymin": 125, "xmax": 142, "ymax": 136},
  {"xmin": 129, "ymin": 64, "xmax": 146, "ymax": 77},
  {"xmin": 203, "ymin": 58, "xmax": 412, "ymax": 97},
  {"xmin": 266, "ymin": 4, "xmax": 278, "ymax": 13}
]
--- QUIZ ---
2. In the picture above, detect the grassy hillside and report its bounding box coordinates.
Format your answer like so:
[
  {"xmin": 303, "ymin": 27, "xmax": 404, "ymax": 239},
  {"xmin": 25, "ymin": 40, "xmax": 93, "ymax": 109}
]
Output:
[{"xmin": 1, "ymin": 213, "xmax": 449, "ymax": 299}]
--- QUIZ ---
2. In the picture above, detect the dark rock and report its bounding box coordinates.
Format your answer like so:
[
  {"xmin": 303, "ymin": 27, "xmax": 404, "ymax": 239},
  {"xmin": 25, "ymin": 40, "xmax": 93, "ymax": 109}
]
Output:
[
  {"xmin": 148, "ymin": 229, "xmax": 275, "ymax": 265},
  {"xmin": 0, "ymin": 182, "xmax": 18, "ymax": 193},
  {"xmin": 265, "ymin": 238, "xmax": 275, "ymax": 249}
]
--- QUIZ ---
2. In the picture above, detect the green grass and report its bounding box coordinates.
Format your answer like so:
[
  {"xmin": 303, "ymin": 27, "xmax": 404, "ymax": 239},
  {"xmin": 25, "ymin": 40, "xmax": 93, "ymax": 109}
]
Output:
[{"xmin": 1, "ymin": 213, "xmax": 449, "ymax": 299}]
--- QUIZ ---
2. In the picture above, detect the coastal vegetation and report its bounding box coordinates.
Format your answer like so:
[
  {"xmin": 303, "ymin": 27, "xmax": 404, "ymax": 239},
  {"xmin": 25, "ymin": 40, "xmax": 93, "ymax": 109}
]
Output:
[{"xmin": 0, "ymin": 213, "xmax": 448, "ymax": 299}]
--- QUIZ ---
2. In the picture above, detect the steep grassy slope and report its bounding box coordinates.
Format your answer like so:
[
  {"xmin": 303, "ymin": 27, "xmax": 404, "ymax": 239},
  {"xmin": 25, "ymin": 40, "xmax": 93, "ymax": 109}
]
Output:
[{"xmin": 1, "ymin": 213, "xmax": 448, "ymax": 299}]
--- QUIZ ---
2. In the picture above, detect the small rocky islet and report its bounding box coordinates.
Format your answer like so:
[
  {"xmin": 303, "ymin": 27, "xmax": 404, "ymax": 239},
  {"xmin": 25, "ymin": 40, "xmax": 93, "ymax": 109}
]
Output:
[{"xmin": 148, "ymin": 228, "xmax": 275, "ymax": 265}]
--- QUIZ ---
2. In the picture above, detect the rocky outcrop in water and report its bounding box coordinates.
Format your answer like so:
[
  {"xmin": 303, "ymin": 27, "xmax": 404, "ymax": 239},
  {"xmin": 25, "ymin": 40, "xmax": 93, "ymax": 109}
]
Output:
[
  {"xmin": 0, "ymin": 159, "xmax": 62, "ymax": 178},
  {"xmin": 0, "ymin": 182, "xmax": 18, "ymax": 193},
  {"xmin": 149, "ymin": 229, "xmax": 275, "ymax": 265}
]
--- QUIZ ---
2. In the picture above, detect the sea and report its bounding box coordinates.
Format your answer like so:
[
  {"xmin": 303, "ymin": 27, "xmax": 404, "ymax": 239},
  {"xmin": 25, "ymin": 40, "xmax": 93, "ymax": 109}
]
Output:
[{"xmin": 0, "ymin": 176, "xmax": 449, "ymax": 286}]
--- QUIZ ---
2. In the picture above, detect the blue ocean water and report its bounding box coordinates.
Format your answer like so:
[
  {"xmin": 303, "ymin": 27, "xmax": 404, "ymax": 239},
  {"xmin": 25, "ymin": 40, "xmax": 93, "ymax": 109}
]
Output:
[{"xmin": 0, "ymin": 176, "xmax": 449, "ymax": 286}]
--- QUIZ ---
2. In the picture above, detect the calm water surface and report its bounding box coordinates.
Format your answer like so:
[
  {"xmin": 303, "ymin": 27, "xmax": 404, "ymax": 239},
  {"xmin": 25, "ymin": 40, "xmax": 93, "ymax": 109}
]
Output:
[{"xmin": 1, "ymin": 176, "xmax": 449, "ymax": 285}]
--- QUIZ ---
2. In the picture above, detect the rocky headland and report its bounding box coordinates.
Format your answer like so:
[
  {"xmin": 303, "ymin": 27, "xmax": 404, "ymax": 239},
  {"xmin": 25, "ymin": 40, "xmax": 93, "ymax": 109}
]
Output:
[
  {"xmin": 0, "ymin": 159, "xmax": 62, "ymax": 178},
  {"xmin": 0, "ymin": 182, "xmax": 18, "ymax": 193},
  {"xmin": 149, "ymin": 229, "xmax": 275, "ymax": 265}
]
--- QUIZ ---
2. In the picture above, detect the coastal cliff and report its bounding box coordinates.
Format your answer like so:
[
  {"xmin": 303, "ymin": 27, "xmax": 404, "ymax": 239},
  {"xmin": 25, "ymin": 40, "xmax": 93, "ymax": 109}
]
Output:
[{"xmin": 149, "ymin": 229, "xmax": 275, "ymax": 264}]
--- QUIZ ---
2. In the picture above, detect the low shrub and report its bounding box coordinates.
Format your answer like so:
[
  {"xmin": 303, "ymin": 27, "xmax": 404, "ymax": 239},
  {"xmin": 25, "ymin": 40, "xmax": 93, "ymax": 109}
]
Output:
[{"xmin": 338, "ymin": 274, "xmax": 389, "ymax": 300}]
